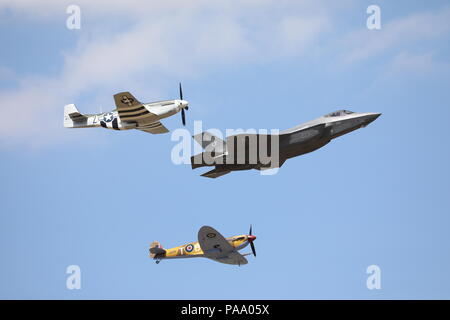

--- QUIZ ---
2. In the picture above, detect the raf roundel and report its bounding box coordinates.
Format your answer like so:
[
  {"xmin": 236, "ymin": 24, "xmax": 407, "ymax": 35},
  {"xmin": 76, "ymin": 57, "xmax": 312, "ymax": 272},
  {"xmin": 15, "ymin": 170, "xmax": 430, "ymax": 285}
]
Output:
[
  {"xmin": 207, "ymin": 233, "xmax": 216, "ymax": 238},
  {"xmin": 185, "ymin": 244, "xmax": 194, "ymax": 253}
]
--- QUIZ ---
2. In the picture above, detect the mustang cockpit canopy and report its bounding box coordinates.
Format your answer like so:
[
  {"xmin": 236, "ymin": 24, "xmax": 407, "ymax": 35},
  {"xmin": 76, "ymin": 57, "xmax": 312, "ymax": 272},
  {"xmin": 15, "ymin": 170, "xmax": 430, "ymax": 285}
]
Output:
[{"xmin": 324, "ymin": 110, "xmax": 354, "ymax": 117}]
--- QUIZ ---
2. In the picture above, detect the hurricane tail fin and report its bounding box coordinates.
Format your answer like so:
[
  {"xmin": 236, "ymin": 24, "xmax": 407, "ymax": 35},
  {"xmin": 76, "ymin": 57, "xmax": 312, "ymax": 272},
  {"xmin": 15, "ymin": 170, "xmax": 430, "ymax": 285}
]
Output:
[{"xmin": 149, "ymin": 241, "xmax": 166, "ymax": 259}]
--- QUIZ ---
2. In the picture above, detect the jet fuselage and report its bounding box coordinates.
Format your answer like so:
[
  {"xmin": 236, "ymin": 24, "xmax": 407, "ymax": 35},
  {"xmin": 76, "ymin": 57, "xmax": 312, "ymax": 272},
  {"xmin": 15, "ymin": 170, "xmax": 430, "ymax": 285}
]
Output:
[{"xmin": 191, "ymin": 110, "xmax": 381, "ymax": 177}]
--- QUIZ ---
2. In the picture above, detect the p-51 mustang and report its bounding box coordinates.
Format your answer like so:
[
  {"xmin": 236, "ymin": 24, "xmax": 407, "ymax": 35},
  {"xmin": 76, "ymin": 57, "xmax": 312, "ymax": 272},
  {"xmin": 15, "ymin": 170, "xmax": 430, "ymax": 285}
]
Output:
[
  {"xmin": 149, "ymin": 226, "xmax": 257, "ymax": 266},
  {"xmin": 64, "ymin": 84, "xmax": 189, "ymax": 134},
  {"xmin": 191, "ymin": 109, "xmax": 381, "ymax": 178}
]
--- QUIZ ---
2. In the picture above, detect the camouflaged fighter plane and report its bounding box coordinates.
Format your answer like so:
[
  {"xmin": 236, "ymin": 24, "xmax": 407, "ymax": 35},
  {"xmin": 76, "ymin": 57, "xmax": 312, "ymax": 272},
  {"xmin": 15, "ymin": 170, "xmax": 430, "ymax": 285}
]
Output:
[
  {"xmin": 149, "ymin": 226, "xmax": 257, "ymax": 266},
  {"xmin": 64, "ymin": 83, "xmax": 189, "ymax": 134},
  {"xmin": 191, "ymin": 109, "xmax": 381, "ymax": 178}
]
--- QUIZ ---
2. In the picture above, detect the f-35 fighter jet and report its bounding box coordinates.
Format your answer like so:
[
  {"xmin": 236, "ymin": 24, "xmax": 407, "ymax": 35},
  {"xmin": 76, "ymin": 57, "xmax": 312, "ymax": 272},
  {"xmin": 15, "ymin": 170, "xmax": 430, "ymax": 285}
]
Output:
[{"xmin": 191, "ymin": 110, "xmax": 381, "ymax": 178}]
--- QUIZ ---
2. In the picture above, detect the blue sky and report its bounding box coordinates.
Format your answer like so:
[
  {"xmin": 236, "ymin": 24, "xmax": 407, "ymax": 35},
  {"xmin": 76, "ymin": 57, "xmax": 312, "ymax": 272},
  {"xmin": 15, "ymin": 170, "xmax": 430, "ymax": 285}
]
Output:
[{"xmin": 1, "ymin": 0, "xmax": 450, "ymax": 299}]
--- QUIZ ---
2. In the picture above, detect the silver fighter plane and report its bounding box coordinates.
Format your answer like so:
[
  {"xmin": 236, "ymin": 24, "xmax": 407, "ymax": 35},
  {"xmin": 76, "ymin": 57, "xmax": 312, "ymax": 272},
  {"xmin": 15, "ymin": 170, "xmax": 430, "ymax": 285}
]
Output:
[
  {"xmin": 64, "ymin": 84, "xmax": 189, "ymax": 134},
  {"xmin": 191, "ymin": 110, "xmax": 381, "ymax": 178}
]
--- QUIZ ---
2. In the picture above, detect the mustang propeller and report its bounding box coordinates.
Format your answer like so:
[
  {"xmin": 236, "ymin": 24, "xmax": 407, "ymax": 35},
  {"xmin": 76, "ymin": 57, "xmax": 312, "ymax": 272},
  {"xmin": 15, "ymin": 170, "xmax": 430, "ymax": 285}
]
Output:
[
  {"xmin": 248, "ymin": 225, "xmax": 257, "ymax": 257},
  {"xmin": 179, "ymin": 83, "xmax": 189, "ymax": 126}
]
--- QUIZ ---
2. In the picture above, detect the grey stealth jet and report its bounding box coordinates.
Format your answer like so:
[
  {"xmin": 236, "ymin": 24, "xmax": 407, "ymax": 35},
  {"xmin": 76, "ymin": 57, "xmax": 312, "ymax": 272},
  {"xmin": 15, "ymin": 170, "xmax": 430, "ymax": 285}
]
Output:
[{"xmin": 191, "ymin": 110, "xmax": 381, "ymax": 178}]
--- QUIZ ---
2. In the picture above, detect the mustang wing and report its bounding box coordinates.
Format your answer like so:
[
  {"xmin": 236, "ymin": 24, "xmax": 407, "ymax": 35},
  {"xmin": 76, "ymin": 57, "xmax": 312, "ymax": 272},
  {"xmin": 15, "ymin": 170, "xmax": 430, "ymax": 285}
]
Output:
[
  {"xmin": 198, "ymin": 226, "xmax": 234, "ymax": 258},
  {"xmin": 113, "ymin": 91, "xmax": 141, "ymax": 109},
  {"xmin": 136, "ymin": 121, "xmax": 169, "ymax": 134},
  {"xmin": 113, "ymin": 91, "xmax": 157, "ymax": 124}
]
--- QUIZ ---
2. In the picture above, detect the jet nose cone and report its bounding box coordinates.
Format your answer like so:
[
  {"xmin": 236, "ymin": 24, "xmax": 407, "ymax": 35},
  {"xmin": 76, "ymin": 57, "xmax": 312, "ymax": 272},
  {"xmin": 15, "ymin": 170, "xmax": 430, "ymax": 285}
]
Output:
[
  {"xmin": 373, "ymin": 112, "xmax": 382, "ymax": 119},
  {"xmin": 365, "ymin": 112, "xmax": 381, "ymax": 125}
]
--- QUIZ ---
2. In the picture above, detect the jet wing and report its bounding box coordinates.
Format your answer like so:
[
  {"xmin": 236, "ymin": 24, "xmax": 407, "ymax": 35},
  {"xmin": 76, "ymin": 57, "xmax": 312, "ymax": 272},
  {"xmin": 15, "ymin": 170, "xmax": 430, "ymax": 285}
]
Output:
[
  {"xmin": 198, "ymin": 226, "xmax": 234, "ymax": 258},
  {"xmin": 114, "ymin": 91, "xmax": 156, "ymax": 124},
  {"xmin": 136, "ymin": 121, "xmax": 169, "ymax": 134},
  {"xmin": 284, "ymin": 123, "xmax": 328, "ymax": 144}
]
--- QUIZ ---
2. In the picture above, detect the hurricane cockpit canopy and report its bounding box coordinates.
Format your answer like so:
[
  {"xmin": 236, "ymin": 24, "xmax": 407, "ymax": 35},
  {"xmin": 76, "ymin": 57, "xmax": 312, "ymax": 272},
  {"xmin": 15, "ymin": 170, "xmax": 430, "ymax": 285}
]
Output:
[{"xmin": 324, "ymin": 110, "xmax": 354, "ymax": 117}]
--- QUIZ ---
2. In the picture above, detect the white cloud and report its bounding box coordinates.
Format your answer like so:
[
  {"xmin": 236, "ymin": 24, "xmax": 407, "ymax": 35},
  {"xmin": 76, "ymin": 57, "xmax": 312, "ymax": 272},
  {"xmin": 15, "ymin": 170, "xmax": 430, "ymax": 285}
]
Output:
[
  {"xmin": 0, "ymin": 66, "xmax": 16, "ymax": 81},
  {"xmin": 390, "ymin": 52, "xmax": 437, "ymax": 73},
  {"xmin": 339, "ymin": 6, "xmax": 450, "ymax": 64},
  {"xmin": 0, "ymin": 0, "xmax": 332, "ymax": 147},
  {"xmin": 277, "ymin": 16, "xmax": 330, "ymax": 55},
  {"xmin": 2, "ymin": 1, "xmax": 450, "ymax": 147}
]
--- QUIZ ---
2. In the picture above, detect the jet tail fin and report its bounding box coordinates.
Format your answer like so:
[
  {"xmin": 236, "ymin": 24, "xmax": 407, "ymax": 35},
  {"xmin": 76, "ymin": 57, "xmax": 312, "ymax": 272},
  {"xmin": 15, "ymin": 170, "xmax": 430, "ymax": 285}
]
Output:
[
  {"xmin": 64, "ymin": 104, "xmax": 88, "ymax": 127},
  {"xmin": 201, "ymin": 168, "xmax": 231, "ymax": 178}
]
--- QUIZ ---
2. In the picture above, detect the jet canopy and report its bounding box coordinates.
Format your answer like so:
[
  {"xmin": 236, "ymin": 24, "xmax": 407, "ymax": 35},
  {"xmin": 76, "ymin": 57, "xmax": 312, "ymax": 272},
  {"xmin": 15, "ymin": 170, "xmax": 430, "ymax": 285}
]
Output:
[{"xmin": 324, "ymin": 110, "xmax": 355, "ymax": 117}]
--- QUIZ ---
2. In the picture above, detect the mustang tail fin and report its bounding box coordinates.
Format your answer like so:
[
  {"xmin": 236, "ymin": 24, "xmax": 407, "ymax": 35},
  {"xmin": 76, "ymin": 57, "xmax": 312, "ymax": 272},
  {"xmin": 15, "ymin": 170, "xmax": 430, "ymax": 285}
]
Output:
[
  {"xmin": 64, "ymin": 104, "xmax": 88, "ymax": 128},
  {"xmin": 149, "ymin": 241, "xmax": 166, "ymax": 259}
]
